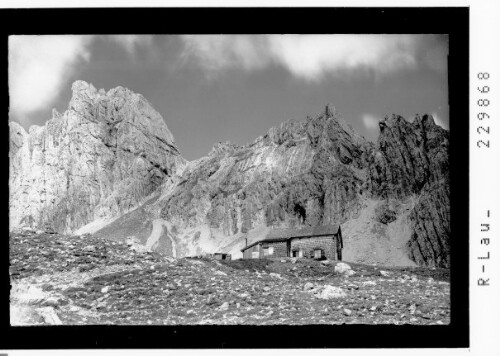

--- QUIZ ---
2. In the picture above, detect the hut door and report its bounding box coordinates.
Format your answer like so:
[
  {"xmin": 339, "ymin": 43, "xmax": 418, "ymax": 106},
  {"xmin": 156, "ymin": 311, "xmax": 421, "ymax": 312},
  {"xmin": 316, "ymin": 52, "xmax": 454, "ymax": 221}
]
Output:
[
  {"xmin": 286, "ymin": 240, "xmax": 291, "ymax": 257},
  {"xmin": 336, "ymin": 235, "xmax": 342, "ymax": 260}
]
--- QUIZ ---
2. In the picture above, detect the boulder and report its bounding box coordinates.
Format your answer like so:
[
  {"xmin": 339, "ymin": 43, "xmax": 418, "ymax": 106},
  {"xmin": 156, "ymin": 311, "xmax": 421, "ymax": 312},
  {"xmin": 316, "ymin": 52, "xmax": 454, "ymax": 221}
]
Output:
[
  {"xmin": 375, "ymin": 201, "xmax": 398, "ymax": 224},
  {"xmin": 40, "ymin": 296, "xmax": 61, "ymax": 308},
  {"xmin": 37, "ymin": 307, "xmax": 62, "ymax": 325},
  {"xmin": 303, "ymin": 282, "xmax": 315, "ymax": 291},
  {"xmin": 343, "ymin": 308, "xmax": 352, "ymax": 316},
  {"xmin": 334, "ymin": 262, "xmax": 352, "ymax": 274},
  {"xmin": 379, "ymin": 270, "xmax": 392, "ymax": 277},
  {"xmin": 316, "ymin": 285, "xmax": 347, "ymax": 299}
]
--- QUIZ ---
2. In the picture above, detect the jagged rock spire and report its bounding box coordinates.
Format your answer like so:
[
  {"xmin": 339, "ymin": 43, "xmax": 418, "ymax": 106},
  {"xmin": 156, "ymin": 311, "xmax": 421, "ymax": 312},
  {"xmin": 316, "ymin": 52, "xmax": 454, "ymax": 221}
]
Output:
[{"xmin": 325, "ymin": 103, "xmax": 336, "ymax": 118}]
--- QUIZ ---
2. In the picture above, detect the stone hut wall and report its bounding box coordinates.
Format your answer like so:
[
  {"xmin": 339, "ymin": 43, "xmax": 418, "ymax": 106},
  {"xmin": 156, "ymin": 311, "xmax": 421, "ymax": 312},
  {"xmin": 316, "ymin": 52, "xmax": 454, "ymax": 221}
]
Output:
[
  {"xmin": 242, "ymin": 244, "xmax": 260, "ymax": 259},
  {"xmin": 260, "ymin": 241, "xmax": 288, "ymax": 258},
  {"xmin": 290, "ymin": 235, "xmax": 337, "ymax": 260}
]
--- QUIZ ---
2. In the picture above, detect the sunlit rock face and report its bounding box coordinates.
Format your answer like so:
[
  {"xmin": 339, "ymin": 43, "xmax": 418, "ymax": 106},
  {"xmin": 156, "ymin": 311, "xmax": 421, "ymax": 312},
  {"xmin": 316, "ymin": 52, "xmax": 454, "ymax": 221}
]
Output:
[{"xmin": 9, "ymin": 81, "xmax": 186, "ymax": 233}]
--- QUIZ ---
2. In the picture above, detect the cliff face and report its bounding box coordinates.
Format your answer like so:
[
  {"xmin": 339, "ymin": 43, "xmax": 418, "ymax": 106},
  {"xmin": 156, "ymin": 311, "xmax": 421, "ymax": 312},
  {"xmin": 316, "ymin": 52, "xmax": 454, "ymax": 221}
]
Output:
[
  {"xmin": 9, "ymin": 83, "xmax": 450, "ymax": 267},
  {"xmin": 9, "ymin": 81, "xmax": 186, "ymax": 233}
]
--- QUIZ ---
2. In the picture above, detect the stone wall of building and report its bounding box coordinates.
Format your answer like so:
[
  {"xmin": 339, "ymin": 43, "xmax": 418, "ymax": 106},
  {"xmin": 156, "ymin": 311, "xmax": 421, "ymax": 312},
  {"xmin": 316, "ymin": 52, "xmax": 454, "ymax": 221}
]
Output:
[
  {"xmin": 242, "ymin": 244, "xmax": 260, "ymax": 259},
  {"xmin": 242, "ymin": 235, "xmax": 340, "ymax": 260},
  {"xmin": 290, "ymin": 235, "xmax": 338, "ymax": 260},
  {"xmin": 260, "ymin": 241, "xmax": 288, "ymax": 258}
]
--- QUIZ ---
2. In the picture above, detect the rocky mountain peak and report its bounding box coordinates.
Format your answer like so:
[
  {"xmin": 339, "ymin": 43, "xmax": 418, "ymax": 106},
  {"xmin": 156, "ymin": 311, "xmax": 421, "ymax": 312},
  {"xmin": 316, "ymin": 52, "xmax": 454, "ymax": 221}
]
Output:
[
  {"xmin": 413, "ymin": 113, "xmax": 438, "ymax": 128},
  {"xmin": 379, "ymin": 113, "xmax": 444, "ymax": 135},
  {"xmin": 9, "ymin": 81, "xmax": 186, "ymax": 233},
  {"xmin": 324, "ymin": 103, "xmax": 338, "ymax": 118},
  {"xmin": 71, "ymin": 79, "xmax": 97, "ymax": 94},
  {"xmin": 261, "ymin": 104, "xmax": 365, "ymax": 153},
  {"xmin": 68, "ymin": 80, "xmax": 99, "ymax": 115},
  {"xmin": 208, "ymin": 141, "xmax": 242, "ymax": 158}
]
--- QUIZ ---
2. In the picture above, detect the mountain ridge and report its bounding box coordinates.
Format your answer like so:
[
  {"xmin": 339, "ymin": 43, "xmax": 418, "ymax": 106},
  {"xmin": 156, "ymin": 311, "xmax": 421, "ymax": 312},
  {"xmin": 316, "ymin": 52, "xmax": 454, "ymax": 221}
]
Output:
[{"xmin": 9, "ymin": 81, "xmax": 450, "ymax": 267}]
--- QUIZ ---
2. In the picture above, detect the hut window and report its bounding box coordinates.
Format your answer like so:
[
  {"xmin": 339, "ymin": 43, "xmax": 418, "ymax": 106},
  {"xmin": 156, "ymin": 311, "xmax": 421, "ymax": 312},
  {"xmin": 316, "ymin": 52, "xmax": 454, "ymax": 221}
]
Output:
[
  {"xmin": 264, "ymin": 247, "xmax": 274, "ymax": 256},
  {"xmin": 314, "ymin": 249, "xmax": 325, "ymax": 260},
  {"xmin": 291, "ymin": 250, "xmax": 304, "ymax": 258}
]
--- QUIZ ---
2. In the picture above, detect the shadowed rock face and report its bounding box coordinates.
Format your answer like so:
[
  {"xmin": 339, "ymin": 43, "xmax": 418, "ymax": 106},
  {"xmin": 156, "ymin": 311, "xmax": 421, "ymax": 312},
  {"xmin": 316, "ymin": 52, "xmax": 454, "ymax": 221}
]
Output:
[
  {"xmin": 367, "ymin": 114, "xmax": 449, "ymax": 199},
  {"xmin": 10, "ymin": 85, "xmax": 450, "ymax": 267},
  {"xmin": 9, "ymin": 81, "xmax": 186, "ymax": 233},
  {"xmin": 408, "ymin": 182, "xmax": 450, "ymax": 267},
  {"xmin": 365, "ymin": 114, "xmax": 450, "ymax": 267}
]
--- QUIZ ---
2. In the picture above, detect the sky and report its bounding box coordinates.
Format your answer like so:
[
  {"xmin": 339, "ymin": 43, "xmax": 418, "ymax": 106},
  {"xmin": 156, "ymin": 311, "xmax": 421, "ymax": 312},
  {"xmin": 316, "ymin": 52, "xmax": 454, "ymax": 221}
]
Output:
[{"xmin": 8, "ymin": 35, "xmax": 449, "ymax": 161}]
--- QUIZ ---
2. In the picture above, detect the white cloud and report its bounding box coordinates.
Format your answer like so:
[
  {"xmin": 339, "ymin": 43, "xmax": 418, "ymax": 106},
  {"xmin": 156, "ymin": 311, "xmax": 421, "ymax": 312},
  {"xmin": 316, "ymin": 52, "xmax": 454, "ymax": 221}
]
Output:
[
  {"xmin": 431, "ymin": 112, "xmax": 448, "ymax": 129},
  {"xmin": 106, "ymin": 35, "xmax": 154, "ymax": 55},
  {"xmin": 180, "ymin": 35, "xmax": 270, "ymax": 77},
  {"xmin": 9, "ymin": 35, "xmax": 93, "ymax": 119},
  {"xmin": 8, "ymin": 35, "xmax": 155, "ymax": 123},
  {"xmin": 267, "ymin": 35, "xmax": 419, "ymax": 80},
  {"xmin": 180, "ymin": 35, "xmax": 439, "ymax": 81},
  {"xmin": 362, "ymin": 114, "xmax": 381, "ymax": 131}
]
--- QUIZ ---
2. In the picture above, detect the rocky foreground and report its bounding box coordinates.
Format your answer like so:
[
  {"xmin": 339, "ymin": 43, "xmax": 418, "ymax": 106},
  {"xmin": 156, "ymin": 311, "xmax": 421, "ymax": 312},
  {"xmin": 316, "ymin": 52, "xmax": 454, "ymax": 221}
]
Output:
[{"xmin": 10, "ymin": 230, "xmax": 450, "ymax": 326}]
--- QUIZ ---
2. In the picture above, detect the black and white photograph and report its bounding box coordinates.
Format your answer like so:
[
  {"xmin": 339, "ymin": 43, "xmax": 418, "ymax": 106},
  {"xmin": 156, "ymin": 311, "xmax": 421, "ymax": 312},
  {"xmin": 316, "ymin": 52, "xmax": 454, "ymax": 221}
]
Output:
[
  {"xmin": 8, "ymin": 32, "xmax": 452, "ymax": 326},
  {"xmin": 1, "ymin": 5, "xmax": 480, "ymax": 352}
]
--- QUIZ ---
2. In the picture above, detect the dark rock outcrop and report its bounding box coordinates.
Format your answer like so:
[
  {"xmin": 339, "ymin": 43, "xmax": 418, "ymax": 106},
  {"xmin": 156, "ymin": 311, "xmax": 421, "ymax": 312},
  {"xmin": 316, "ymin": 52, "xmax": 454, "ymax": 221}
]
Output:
[
  {"xmin": 363, "ymin": 114, "xmax": 449, "ymax": 266},
  {"xmin": 374, "ymin": 200, "xmax": 399, "ymax": 225},
  {"xmin": 408, "ymin": 181, "xmax": 450, "ymax": 267},
  {"xmin": 367, "ymin": 114, "xmax": 449, "ymax": 199}
]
